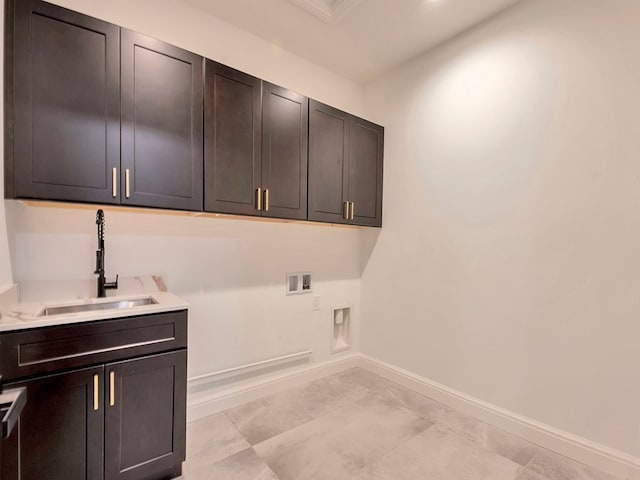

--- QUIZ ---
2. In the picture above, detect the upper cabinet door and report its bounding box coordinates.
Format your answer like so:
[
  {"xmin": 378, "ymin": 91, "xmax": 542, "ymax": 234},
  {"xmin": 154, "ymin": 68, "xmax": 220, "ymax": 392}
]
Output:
[
  {"xmin": 261, "ymin": 83, "xmax": 308, "ymax": 220},
  {"xmin": 348, "ymin": 116, "xmax": 384, "ymax": 227},
  {"xmin": 11, "ymin": 0, "xmax": 120, "ymax": 204},
  {"xmin": 121, "ymin": 30, "xmax": 203, "ymax": 211},
  {"xmin": 308, "ymin": 100, "xmax": 349, "ymax": 224},
  {"xmin": 204, "ymin": 61, "xmax": 262, "ymax": 215}
]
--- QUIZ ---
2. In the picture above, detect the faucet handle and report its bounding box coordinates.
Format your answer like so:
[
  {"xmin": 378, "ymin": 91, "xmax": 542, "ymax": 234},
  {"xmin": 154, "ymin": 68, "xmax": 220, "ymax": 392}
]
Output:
[{"xmin": 105, "ymin": 274, "xmax": 119, "ymax": 291}]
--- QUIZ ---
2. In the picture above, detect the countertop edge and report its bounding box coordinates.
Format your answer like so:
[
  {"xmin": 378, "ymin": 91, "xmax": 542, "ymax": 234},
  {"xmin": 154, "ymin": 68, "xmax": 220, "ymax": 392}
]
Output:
[{"xmin": 0, "ymin": 291, "xmax": 189, "ymax": 333}]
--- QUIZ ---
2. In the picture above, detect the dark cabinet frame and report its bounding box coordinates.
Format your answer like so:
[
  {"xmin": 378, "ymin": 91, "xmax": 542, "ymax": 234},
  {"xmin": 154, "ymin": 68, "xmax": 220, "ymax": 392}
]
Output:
[
  {"xmin": 308, "ymin": 100, "xmax": 350, "ymax": 225},
  {"xmin": 5, "ymin": 0, "xmax": 204, "ymax": 212},
  {"xmin": 347, "ymin": 115, "xmax": 384, "ymax": 227},
  {"xmin": 5, "ymin": 0, "xmax": 384, "ymax": 227},
  {"xmin": 1, "ymin": 366, "xmax": 106, "ymax": 480},
  {"xmin": 8, "ymin": 0, "xmax": 121, "ymax": 204},
  {"xmin": 121, "ymin": 30, "xmax": 203, "ymax": 211},
  {"xmin": 308, "ymin": 100, "xmax": 383, "ymax": 227},
  {"xmin": 104, "ymin": 351, "xmax": 187, "ymax": 480},
  {"xmin": 0, "ymin": 310, "xmax": 188, "ymax": 480},
  {"xmin": 204, "ymin": 61, "xmax": 262, "ymax": 216},
  {"xmin": 203, "ymin": 62, "xmax": 310, "ymax": 221},
  {"xmin": 261, "ymin": 82, "xmax": 309, "ymax": 220}
]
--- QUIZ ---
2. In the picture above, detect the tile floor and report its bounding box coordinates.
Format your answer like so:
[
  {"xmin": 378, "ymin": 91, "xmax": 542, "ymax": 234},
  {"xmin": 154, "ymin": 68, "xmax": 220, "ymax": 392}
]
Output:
[{"xmin": 179, "ymin": 368, "xmax": 620, "ymax": 480}]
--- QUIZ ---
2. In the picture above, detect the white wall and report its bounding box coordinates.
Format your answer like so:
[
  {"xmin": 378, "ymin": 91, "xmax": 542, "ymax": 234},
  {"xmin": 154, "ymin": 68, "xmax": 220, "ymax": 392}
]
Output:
[
  {"xmin": 0, "ymin": 4, "xmax": 14, "ymax": 290},
  {"xmin": 5, "ymin": 1, "xmax": 366, "ymax": 384},
  {"xmin": 10, "ymin": 204, "xmax": 363, "ymax": 378},
  {"xmin": 362, "ymin": 0, "xmax": 640, "ymax": 457}
]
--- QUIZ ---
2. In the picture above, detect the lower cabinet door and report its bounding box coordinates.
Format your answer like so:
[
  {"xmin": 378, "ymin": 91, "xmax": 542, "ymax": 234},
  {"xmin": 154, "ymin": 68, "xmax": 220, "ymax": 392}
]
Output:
[
  {"xmin": 0, "ymin": 366, "xmax": 105, "ymax": 480},
  {"xmin": 104, "ymin": 350, "xmax": 187, "ymax": 480}
]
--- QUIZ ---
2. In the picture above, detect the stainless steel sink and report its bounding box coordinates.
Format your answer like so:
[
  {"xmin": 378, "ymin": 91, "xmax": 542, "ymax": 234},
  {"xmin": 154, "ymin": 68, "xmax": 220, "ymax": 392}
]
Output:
[{"xmin": 38, "ymin": 297, "xmax": 158, "ymax": 317}]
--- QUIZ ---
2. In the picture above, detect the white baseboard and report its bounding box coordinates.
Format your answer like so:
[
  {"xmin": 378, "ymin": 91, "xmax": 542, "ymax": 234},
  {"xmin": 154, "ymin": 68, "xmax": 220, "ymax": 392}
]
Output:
[
  {"xmin": 357, "ymin": 354, "xmax": 640, "ymax": 480},
  {"xmin": 187, "ymin": 353, "xmax": 359, "ymax": 422}
]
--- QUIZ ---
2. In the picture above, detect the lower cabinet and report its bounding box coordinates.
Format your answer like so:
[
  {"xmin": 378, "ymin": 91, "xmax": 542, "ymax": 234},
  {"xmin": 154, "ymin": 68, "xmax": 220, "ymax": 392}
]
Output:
[
  {"xmin": 1, "ymin": 366, "xmax": 105, "ymax": 480},
  {"xmin": 0, "ymin": 311, "xmax": 188, "ymax": 480},
  {"xmin": 105, "ymin": 351, "xmax": 186, "ymax": 480}
]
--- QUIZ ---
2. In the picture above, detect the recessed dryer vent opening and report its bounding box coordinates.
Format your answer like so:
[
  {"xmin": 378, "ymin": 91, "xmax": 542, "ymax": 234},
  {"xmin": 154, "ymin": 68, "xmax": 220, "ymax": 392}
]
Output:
[{"xmin": 331, "ymin": 306, "xmax": 351, "ymax": 353}]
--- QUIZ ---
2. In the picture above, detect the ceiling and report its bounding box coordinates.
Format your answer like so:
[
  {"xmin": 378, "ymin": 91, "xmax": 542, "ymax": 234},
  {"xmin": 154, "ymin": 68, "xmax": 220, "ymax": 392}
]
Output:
[{"xmin": 179, "ymin": 0, "xmax": 523, "ymax": 84}]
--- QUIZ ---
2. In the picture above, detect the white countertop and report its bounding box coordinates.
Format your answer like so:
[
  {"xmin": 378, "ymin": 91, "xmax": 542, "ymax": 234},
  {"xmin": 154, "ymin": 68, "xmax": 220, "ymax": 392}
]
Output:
[{"xmin": 0, "ymin": 276, "xmax": 189, "ymax": 332}]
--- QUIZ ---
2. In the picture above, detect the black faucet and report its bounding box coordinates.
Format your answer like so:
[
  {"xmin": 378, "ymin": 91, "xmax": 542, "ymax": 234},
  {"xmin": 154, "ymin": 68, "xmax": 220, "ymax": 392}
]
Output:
[{"xmin": 94, "ymin": 209, "xmax": 118, "ymax": 298}]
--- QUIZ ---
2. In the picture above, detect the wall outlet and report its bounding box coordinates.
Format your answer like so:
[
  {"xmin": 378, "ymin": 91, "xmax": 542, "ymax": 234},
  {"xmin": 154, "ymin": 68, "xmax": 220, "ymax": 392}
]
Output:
[{"xmin": 286, "ymin": 272, "xmax": 312, "ymax": 295}]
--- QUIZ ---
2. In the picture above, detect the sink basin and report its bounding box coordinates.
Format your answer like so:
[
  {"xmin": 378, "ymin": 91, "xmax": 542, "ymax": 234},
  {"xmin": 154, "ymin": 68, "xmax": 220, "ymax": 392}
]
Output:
[{"xmin": 38, "ymin": 297, "xmax": 158, "ymax": 317}]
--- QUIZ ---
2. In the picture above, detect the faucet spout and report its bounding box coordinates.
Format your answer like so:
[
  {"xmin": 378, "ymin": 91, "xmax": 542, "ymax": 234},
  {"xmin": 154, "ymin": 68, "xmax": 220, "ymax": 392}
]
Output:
[{"xmin": 95, "ymin": 209, "xmax": 119, "ymax": 298}]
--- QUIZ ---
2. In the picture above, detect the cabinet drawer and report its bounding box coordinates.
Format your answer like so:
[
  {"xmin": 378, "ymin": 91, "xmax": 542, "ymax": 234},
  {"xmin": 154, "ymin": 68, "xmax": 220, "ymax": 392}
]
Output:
[{"xmin": 0, "ymin": 310, "xmax": 187, "ymax": 381}]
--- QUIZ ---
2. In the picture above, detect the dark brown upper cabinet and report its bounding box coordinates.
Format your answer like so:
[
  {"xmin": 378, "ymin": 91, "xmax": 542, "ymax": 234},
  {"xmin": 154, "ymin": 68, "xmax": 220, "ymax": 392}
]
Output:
[
  {"xmin": 308, "ymin": 100, "xmax": 383, "ymax": 227},
  {"xmin": 6, "ymin": 1, "xmax": 384, "ymax": 226},
  {"xmin": 6, "ymin": 0, "xmax": 203, "ymax": 211},
  {"xmin": 261, "ymin": 82, "xmax": 309, "ymax": 220},
  {"xmin": 347, "ymin": 116, "xmax": 384, "ymax": 227},
  {"xmin": 204, "ymin": 62, "xmax": 309, "ymax": 220},
  {"xmin": 308, "ymin": 101, "xmax": 350, "ymax": 225},
  {"xmin": 121, "ymin": 30, "xmax": 203, "ymax": 211},
  {"xmin": 204, "ymin": 61, "xmax": 262, "ymax": 216},
  {"xmin": 8, "ymin": 0, "xmax": 120, "ymax": 204}
]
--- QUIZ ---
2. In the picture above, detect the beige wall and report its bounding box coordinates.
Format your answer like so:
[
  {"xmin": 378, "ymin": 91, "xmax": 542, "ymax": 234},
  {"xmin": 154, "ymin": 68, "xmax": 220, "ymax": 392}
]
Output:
[
  {"xmin": 362, "ymin": 0, "xmax": 640, "ymax": 457},
  {"xmin": 5, "ymin": 0, "xmax": 365, "ymax": 384}
]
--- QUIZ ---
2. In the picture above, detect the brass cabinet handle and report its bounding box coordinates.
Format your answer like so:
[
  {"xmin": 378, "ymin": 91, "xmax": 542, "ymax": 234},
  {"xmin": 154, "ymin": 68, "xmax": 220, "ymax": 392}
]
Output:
[
  {"xmin": 109, "ymin": 371, "xmax": 115, "ymax": 407},
  {"xmin": 93, "ymin": 374, "xmax": 99, "ymax": 411},
  {"xmin": 263, "ymin": 189, "xmax": 269, "ymax": 212},
  {"xmin": 350, "ymin": 202, "xmax": 355, "ymax": 220},
  {"xmin": 125, "ymin": 169, "xmax": 131, "ymax": 199},
  {"xmin": 256, "ymin": 188, "xmax": 262, "ymax": 211},
  {"xmin": 112, "ymin": 168, "xmax": 118, "ymax": 198},
  {"xmin": 343, "ymin": 201, "xmax": 349, "ymax": 220}
]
